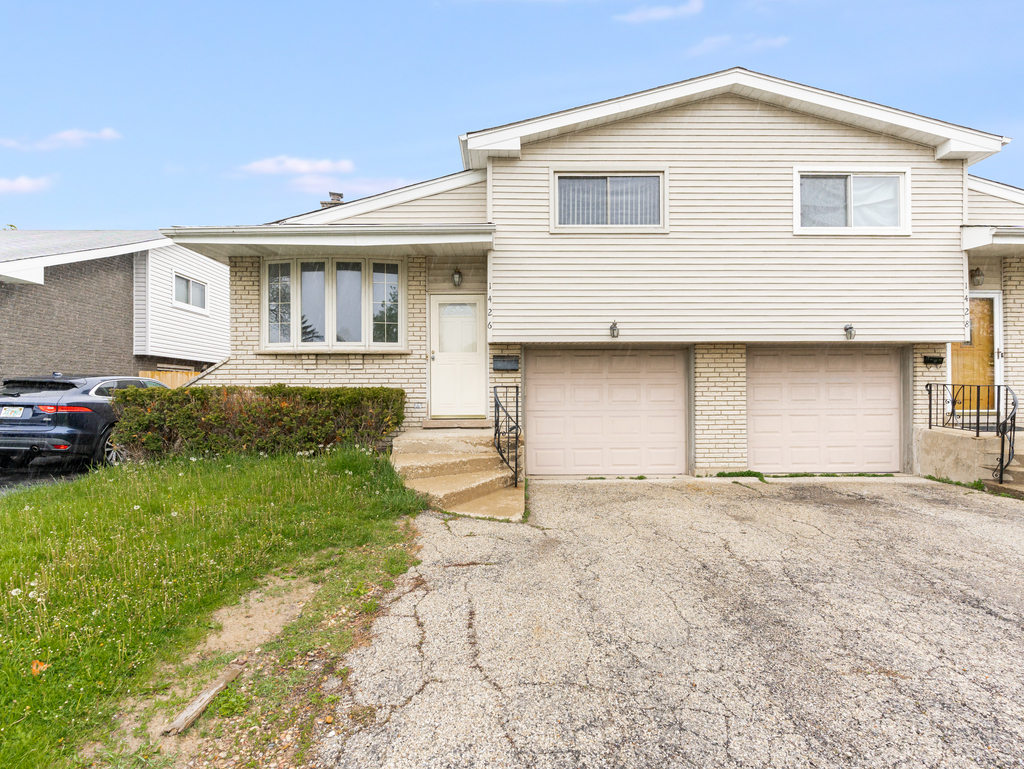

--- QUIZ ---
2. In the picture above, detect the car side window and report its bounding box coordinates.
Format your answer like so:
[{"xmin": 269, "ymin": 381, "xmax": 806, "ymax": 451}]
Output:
[
  {"xmin": 93, "ymin": 381, "xmax": 117, "ymax": 398},
  {"xmin": 117, "ymin": 379, "xmax": 146, "ymax": 390},
  {"xmin": 144, "ymin": 380, "xmax": 169, "ymax": 389}
]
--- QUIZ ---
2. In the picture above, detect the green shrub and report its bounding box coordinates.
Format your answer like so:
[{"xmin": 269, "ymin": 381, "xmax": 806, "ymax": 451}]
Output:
[{"xmin": 112, "ymin": 385, "xmax": 405, "ymax": 458}]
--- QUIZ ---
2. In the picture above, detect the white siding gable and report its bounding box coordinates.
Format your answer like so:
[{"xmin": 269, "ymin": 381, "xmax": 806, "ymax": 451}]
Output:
[
  {"xmin": 968, "ymin": 189, "xmax": 1024, "ymax": 226},
  {"xmin": 326, "ymin": 182, "xmax": 488, "ymax": 224},
  {"xmin": 142, "ymin": 244, "xmax": 230, "ymax": 363},
  {"xmin": 488, "ymin": 93, "xmax": 967, "ymax": 345}
]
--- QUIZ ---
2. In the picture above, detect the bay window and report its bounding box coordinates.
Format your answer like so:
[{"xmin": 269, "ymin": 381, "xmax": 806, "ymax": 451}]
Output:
[{"xmin": 264, "ymin": 258, "xmax": 404, "ymax": 350}]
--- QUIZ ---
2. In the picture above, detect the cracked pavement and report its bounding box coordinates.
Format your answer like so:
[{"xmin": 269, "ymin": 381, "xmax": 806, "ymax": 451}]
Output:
[{"xmin": 316, "ymin": 478, "xmax": 1024, "ymax": 768}]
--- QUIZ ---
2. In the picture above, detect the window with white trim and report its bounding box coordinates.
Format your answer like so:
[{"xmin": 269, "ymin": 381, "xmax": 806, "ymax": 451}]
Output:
[
  {"xmin": 264, "ymin": 258, "xmax": 405, "ymax": 350},
  {"xmin": 556, "ymin": 174, "xmax": 662, "ymax": 226},
  {"xmin": 797, "ymin": 172, "xmax": 907, "ymax": 231},
  {"xmin": 174, "ymin": 274, "xmax": 207, "ymax": 309}
]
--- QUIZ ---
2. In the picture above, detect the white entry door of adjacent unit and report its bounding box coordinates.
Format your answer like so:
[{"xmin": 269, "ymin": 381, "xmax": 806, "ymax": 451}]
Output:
[{"xmin": 429, "ymin": 294, "xmax": 487, "ymax": 418}]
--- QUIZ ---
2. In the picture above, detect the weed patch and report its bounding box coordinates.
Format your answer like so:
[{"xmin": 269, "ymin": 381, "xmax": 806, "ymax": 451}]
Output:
[
  {"xmin": 716, "ymin": 470, "xmax": 767, "ymax": 483},
  {"xmin": 925, "ymin": 475, "xmax": 986, "ymax": 491}
]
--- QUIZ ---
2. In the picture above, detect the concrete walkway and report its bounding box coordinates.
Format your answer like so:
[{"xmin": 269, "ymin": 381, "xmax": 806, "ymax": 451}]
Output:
[{"xmin": 317, "ymin": 478, "xmax": 1024, "ymax": 768}]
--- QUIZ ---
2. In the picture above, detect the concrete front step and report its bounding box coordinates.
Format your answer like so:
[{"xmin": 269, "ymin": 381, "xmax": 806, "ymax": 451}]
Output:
[
  {"xmin": 406, "ymin": 468, "xmax": 514, "ymax": 510},
  {"xmin": 393, "ymin": 428, "xmax": 496, "ymax": 455},
  {"xmin": 448, "ymin": 486, "xmax": 526, "ymax": 520},
  {"xmin": 392, "ymin": 451, "xmax": 506, "ymax": 480},
  {"xmin": 983, "ymin": 479, "xmax": 1024, "ymax": 499}
]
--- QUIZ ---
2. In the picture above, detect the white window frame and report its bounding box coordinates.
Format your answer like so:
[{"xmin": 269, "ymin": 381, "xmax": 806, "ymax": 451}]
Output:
[
  {"xmin": 793, "ymin": 167, "xmax": 912, "ymax": 236},
  {"xmin": 172, "ymin": 272, "xmax": 209, "ymax": 314},
  {"xmin": 260, "ymin": 257, "xmax": 407, "ymax": 353},
  {"xmin": 549, "ymin": 165, "xmax": 669, "ymax": 234}
]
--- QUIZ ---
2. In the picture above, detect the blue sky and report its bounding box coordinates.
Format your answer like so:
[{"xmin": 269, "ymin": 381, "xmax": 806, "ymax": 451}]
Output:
[{"xmin": 2, "ymin": 0, "xmax": 1022, "ymax": 229}]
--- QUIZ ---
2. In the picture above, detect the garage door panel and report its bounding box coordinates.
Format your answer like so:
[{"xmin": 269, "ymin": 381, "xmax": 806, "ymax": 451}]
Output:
[
  {"xmin": 526, "ymin": 348, "xmax": 686, "ymax": 476},
  {"xmin": 748, "ymin": 346, "xmax": 901, "ymax": 474}
]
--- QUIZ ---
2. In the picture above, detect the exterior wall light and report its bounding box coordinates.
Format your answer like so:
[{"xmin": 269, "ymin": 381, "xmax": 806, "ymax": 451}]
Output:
[
  {"xmin": 610, "ymin": 321, "xmax": 619, "ymax": 338},
  {"xmin": 970, "ymin": 267, "xmax": 985, "ymax": 286},
  {"xmin": 844, "ymin": 324, "xmax": 856, "ymax": 340},
  {"xmin": 452, "ymin": 268, "xmax": 463, "ymax": 287}
]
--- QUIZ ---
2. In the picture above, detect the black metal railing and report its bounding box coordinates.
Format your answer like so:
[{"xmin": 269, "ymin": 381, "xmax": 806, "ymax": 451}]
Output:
[
  {"xmin": 494, "ymin": 385, "xmax": 521, "ymax": 486},
  {"xmin": 926, "ymin": 383, "xmax": 1018, "ymax": 483}
]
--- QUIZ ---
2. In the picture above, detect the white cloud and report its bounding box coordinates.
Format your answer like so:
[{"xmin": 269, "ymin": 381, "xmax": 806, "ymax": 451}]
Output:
[
  {"xmin": 686, "ymin": 34, "xmax": 731, "ymax": 56},
  {"xmin": 615, "ymin": 0, "xmax": 703, "ymax": 23},
  {"xmin": 748, "ymin": 35, "xmax": 789, "ymax": 49},
  {"xmin": 0, "ymin": 176, "xmax": 53, "ymax": 194},
  {"xmin": 241, "ymin": 156, "xmax": 355, "ymax": 175},
  {"xmin": 0, "ymin": 128, "xmax": 120, "ymax": 151}
]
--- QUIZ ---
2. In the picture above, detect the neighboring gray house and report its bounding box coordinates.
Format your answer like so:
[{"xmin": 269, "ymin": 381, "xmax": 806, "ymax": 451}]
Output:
[
  {"xmin": 163, "ymin": 68, "xmax": 1024, "ymax": 485},
  {"xmin": 0, "ymin": 230, "xmax": 230, "ymax": 380}
]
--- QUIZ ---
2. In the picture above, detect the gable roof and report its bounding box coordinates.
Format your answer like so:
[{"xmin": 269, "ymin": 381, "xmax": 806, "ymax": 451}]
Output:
[
  {"xmin": 282, "ymin": 170, "xmax": 486, "ymax": 225},
  {"xmin": 0, "ymin": 230, "xmax": 169, "ymax": 284},
  {"xmin": 460, "ymin": 67, "xmax": 1010, "ymax": 170},
  {"xmin": 968, "ymin": 175, "xmax": 1024, "ymax": 207}
]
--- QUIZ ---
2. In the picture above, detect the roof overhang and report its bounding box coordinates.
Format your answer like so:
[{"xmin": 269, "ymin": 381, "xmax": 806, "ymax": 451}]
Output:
[
  {"xmin": 460, "ymin": 67, "xmax": 1009, "ymax": 170},
  {"xmin": 963, "ymin": 225, "xmax": 1024, "ymax": 257},
  {"xmin": 161, "ymin": 224, "xmax": 496, "ymax": 262},
  {"xmin": 968, "ymin": 175, "xmax": 1024, "ymax": 207},
  {"xmin": 0, "ymin": 237, "xmax": 170, "ymax": 284}
]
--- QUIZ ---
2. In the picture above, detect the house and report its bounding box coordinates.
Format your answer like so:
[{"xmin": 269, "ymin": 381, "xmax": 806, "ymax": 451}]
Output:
[
  {"xmin": 163, "ymin": 67, "xmax": 1024, "ymax": 484},
  {"xmin": 0, "ymin": 230, "xmax": 230, "ymax": 381}
]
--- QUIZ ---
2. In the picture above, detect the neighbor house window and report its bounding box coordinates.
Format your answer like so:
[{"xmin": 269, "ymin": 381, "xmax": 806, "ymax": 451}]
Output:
[
  {"xmin": 174, "ymin": 274, "xmax": 207, "ymax": 310},
  {"xmin": 557, "ymin": 174, "xmax": 661, "ymax": 226},
  {"xmin": 264, "ymin": 258, "xmax": 404, "ymax": 350},
  {"xmin": 797, "ymin": 172, "xmax": 908, "ymax": 232}
]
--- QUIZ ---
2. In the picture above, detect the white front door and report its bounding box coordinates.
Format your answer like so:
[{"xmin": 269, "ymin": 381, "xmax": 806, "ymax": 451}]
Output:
[{"xmin": 429, "ymin": 294, "xmax": 487, "ymax": 418}]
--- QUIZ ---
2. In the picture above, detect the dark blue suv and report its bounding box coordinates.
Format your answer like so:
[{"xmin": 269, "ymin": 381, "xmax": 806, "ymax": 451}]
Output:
[{"xmin": 0, "ymin": 375, "xmax": 168, "ymax": 467}]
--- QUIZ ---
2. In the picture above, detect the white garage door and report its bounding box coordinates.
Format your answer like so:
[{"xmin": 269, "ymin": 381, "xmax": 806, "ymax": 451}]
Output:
[
  {"xmin": 747, "ymin": 346, "xmax": 902, "ymax": 473},
  {"xmin": 525, "ymin": 348, "xmax": 687, "ymax": 475}
]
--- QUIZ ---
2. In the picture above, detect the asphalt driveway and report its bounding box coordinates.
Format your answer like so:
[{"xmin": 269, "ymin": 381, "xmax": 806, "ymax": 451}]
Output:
[{"xmin": 318, "ymin": 478, "xmax": 1024, "ymax": 768}]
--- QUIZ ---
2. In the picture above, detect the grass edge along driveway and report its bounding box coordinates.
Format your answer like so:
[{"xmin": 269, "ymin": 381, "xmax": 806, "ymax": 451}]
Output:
[{"xmin": 0, "ymin": 447, "xmax": 423, "ymax": 768}]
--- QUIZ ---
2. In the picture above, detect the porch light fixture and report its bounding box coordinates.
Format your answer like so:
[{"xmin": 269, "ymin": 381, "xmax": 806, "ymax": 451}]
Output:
[
  {"xmin": 970, "ymin": 267, "xmax": 985, "ymax": 286},
  {"xmin": 610, "ymin": 321, "xmax": 619, "ymax": 338},
  {"xmin": 844, "ymin": 324, "xmax": 856, "ymax": 340},
  {"xmin": 451, "ymin": 268, "xmax": 463, "ymax": 287}
]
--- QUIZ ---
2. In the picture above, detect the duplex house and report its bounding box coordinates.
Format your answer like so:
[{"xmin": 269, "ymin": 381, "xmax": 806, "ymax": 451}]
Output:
[
  {"xmin": 0, "ymin": 231, "xmax": 230, "ymax": 381},
  {"xmin": 165, "ymin": 68, "xmax": 1024, "ymax": 479}
]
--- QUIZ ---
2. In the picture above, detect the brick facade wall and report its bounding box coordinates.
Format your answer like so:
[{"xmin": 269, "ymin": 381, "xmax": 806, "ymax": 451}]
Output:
[
  {"xmin": 693, "ymin": 343, "xmax": 747, "ymax": 473},
  {"xmin": 197, "ymin": 255, "xmax": 430, "ymax": 427},
  {"xmin": 912, "ymin": 343, "xmax": 948, "ymax": 428},
  {"xmin": 488, "ymin": 343, "xmax": 522, "ymax": 423},
  {"xmin": 1002, "ymin": 252, "xmax": 1024, "ymax": 392},
  {"xmin": 0, "ymin": 255, "xmax": 204, "ymax": 379}
]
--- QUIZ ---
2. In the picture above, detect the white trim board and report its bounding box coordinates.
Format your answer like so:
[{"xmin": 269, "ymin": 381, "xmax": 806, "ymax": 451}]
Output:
[
  {"xmin": 281, "ymin": 170, "xmax": 488, "ymax": 224},
  {"xmin": 0, "ymin": 238, "xmax": 170, "ymax": 284},
  {"xmin": 968, "ymin": 175, "xmax": 1024, "ymax": 207},
  {"xmin": 460, "ymin": 68, "xmax": 1009, "ymax": 170}
]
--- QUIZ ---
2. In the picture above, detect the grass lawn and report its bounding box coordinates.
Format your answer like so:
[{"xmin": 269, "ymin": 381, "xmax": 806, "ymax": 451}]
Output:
[{"xmin": 0, "ymin": 447, "xmax": 424, "ymax": 768}]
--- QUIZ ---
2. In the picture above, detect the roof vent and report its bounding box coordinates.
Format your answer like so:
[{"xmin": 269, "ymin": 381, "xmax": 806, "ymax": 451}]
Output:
[{"xmin": 320, "ymin": 191, "xmax": 344, "ymax": 209}]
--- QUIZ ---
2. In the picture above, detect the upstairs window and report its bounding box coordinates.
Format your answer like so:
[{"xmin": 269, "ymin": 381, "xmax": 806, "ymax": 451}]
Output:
[
  {"xmin": 174, "ymin": 274, "xmax": 207, "ymax": 310},
  {"xmin": 557, "ymin": 174, "xmax": 662, "ymax": 227},
  {"xmin": 797, "ymin": 171, "xmax": 909, "ymax": 233}
]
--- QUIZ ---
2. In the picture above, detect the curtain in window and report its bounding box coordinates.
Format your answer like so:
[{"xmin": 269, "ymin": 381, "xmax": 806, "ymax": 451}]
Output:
[
  {"xmin": 559, "ymin": 177, "xmax": 607, "ymax": 225},
  {"xmin": 174, "ymin": 275, "xmax": 189, "ymax": 304},
  {"xmin": 268, "ymin": 263, "xmax": 291, "ymax": 343},
  {"xmin": 609, "ymin": 176, "xmax": 660, "ymax": 225},
  {"xmin": 336, "ymin": 262, "xmax": 363, "ymax": 343},
  {"xmin": 300, "ymin": 262, "xmax": 326, "ymax": 343},
  {"xmin": 190, "ymin": 281, "xmax": 206, "ymax": 309},
  {"xmin": 800, "ymin": 176, "xmax": 848, "ymax": 227},
  {"xmin": 852, "ymin": 176, "xmax": 900, "ymax": 227}
]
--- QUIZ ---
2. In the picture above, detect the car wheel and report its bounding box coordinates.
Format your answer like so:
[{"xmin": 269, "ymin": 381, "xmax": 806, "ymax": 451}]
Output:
[{"xmin": 93, "ymin": 427, "xmax": 121, "ymax": 466}]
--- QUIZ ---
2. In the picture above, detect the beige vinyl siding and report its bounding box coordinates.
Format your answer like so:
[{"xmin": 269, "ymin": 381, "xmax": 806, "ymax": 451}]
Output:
[
  {"xmin": 133, "ymin": 251, "xmax": 148, "ymax": 355},
  {"xmin": 968, "ymin": 189, "xmax": 1024, "ymax": 225},
  {"xmin": 489, "ymin": 93, "xmax": 966, "ymax": 344},
  {"xmin": 340, "ymin": 182, "xmax": 487, "ymax": 224},
  {"xmin": 146, "ymin": 244, "xmax": 230, "ymax": 363}
]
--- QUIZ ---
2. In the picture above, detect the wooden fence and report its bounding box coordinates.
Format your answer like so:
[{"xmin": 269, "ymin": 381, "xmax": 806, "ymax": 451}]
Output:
[{"xmin": 138, "ymin": 370, "xmax": 197, "ymax": 389}]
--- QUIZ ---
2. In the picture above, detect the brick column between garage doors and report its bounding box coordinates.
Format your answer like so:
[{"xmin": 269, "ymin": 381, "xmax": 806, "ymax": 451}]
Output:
[{"xmin": 693, "ymin": 343, "xmax": 748, "ymax": 475}]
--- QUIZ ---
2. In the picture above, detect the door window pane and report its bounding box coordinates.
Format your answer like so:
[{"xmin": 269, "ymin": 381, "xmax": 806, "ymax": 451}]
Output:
[
  {"xmin": 558, "ymin": 177, "xmax": 608, "ymax": 225},
  {"xmin": 190, "ymin": 280, "xmax": 206, "ymax": 309},
  {"xmin": 268, "ymin": 263, "xmax": 291, "ymax": 344},
  {"xmin": 299, "ymin": 262, "xmax": 326, "ymax": 343},
  {"xmin": 800, "ymin": 176, "xmax": 848, "ymax": 227},
  {"xmin": 609, "ymin": 176, "xmax": 660, "ymax": 225},
  {"xmin": 439, "ymin": 303, "xmax": 478, "ymax": 353},
  {"xmin": 372, "ymin": 263, "xmax": 400, "ymax": 344},
  {"xmin": 852, "ymin": 176, "xmax": 900, "ymax": 227},
  {"xmin": 336, "ymin": 262, "xmax": 362, "ymax": 343},
  {"xmin": 174, "ymin": 275, "xmax": 189, "ymax": 304}
]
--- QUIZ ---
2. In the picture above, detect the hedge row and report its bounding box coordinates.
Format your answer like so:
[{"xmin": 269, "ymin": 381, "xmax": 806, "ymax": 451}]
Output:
[{"xmin": 111, "ymin": 385, "xmax": 406, "ymax": 458}]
